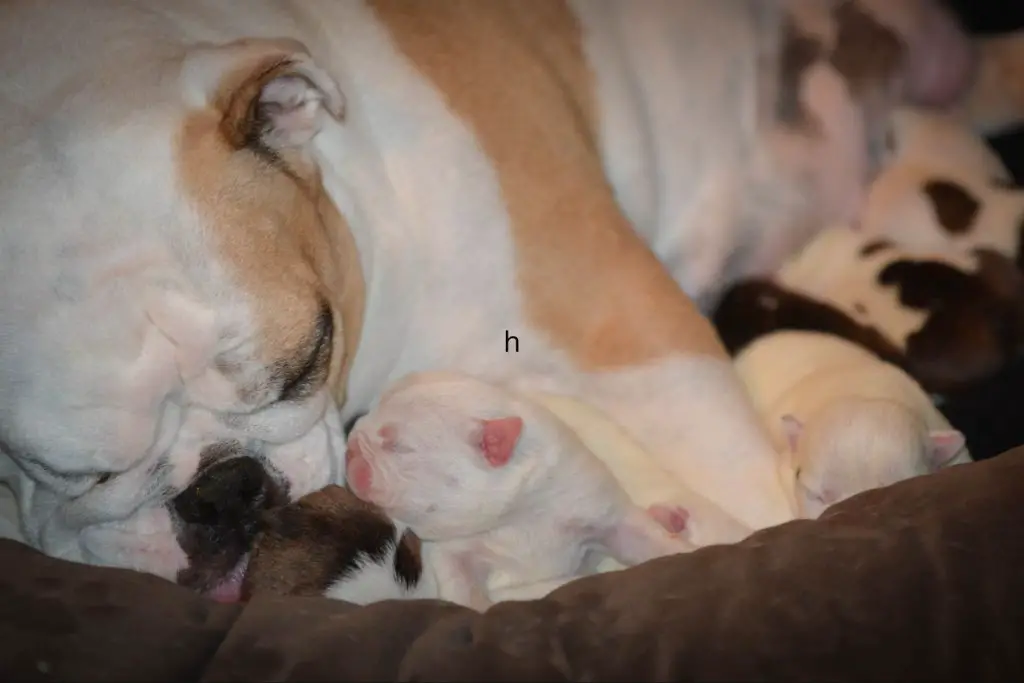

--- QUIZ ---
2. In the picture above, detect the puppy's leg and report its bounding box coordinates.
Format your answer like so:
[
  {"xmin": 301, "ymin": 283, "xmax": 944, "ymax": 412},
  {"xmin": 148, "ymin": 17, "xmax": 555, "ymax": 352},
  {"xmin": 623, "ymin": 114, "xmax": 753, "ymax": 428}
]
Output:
[
  {"xmin": 430, "ymin": 547, "xmax": 492, "ymax": 612},
  {"xmin": 600, "ymin": 503, "xmax": 696, "ymax": 566}
]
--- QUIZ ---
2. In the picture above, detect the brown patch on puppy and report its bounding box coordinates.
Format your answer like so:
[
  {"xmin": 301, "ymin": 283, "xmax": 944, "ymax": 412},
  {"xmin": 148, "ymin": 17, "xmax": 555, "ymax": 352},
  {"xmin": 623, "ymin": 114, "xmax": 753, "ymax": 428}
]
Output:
[
  {"xmin": 393, "ymin": 529, "xmax": 424, "ymax": 590},
  {"xmin": 828, "ymin": 1, "xmax": 905, "ymax": 97},
  {"xmin": 371, "ymin": 0, "xmax": 727, "ymax": 369},
  {"xmin": 177, "ymin": 43, "xmax": 365, "ymax": 407},
  {"xmin": 711, "ymin": 280, "xmax": 904, "ymax": 366},
  {"xmin": 859, "ymin": 239, "xmax": 894, "ymax": 258},
  {"xmin": 921, "ymin": 180, "xmax": 981, "ymax": 236},
  {"xmin": 242, "ymin": 485, "xmax": 412, "ymax": 599},
  {"xmin": 974, "ymin": 248, "xmax": 1024, "ymax": 345},
  {"xmin": 878, "ymin": 257, "xmax": 1022, "ymax": 393},
  {"xmin": 777, "ymin": 19, "xmax": 824, "ymax": 129}
]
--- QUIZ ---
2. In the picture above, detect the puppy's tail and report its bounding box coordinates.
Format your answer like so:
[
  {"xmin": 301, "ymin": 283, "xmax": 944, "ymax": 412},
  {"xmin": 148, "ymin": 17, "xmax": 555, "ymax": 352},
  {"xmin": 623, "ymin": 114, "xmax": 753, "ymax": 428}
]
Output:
[{"xmin": 953, "ymin": 32, "xmax": 1024, "ymax": 135}]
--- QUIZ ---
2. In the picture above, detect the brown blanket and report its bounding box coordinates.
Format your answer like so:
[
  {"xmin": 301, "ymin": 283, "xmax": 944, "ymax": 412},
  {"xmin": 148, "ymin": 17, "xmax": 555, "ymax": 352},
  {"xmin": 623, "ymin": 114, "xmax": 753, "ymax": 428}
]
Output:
[{"xmin": 3, "ymin": 447, "xmax": 1024, "ymax": 682}]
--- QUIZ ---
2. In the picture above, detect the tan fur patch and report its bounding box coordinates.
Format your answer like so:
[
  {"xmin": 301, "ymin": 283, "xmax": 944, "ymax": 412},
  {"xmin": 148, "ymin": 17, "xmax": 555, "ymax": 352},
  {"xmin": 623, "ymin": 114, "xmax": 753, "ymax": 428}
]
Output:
[
  {"xmin": 370, "ymin": 0, "xmax": 726, "ymax": 369},
  {"xmin": 176, "ymin": 58, "xmax": 364, "ymax": 405}
]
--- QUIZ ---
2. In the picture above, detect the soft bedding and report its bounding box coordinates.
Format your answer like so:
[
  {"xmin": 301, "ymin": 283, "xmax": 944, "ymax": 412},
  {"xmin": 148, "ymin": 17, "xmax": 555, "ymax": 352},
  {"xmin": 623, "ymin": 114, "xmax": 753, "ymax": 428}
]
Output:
[{"xmin": 3, "ymin": 445, "xmax": 1023, "ymax": 682}]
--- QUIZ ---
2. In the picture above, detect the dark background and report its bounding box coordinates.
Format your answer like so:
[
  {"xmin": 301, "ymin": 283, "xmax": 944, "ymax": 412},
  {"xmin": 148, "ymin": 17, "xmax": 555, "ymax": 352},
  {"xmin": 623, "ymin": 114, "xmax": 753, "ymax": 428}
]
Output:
[{"xmin": 928, "ymin": 1, "xmax": 1024, "ymax": 459}]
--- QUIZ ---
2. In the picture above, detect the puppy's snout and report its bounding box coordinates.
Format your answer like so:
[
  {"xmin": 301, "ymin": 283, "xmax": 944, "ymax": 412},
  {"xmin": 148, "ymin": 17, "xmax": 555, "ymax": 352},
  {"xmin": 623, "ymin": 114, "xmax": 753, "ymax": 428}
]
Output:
[{"xmin": 174, "ymin": 456, "xmax": 282, "ymax": 527}]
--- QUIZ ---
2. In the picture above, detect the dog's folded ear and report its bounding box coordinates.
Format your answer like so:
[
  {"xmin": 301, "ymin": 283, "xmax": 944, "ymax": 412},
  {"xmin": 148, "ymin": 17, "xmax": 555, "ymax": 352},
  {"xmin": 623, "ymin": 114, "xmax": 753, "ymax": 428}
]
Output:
[{"xmin": 180, "ymin": 37, "xmax": 346, "ymax": 153}]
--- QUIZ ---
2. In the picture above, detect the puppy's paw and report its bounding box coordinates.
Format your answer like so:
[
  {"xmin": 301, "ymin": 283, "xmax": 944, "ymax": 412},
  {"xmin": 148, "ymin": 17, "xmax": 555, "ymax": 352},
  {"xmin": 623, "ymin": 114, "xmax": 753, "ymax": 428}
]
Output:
[{"xmin": 647, "ymin": 503, "xmax": 690, "ymax": 535}]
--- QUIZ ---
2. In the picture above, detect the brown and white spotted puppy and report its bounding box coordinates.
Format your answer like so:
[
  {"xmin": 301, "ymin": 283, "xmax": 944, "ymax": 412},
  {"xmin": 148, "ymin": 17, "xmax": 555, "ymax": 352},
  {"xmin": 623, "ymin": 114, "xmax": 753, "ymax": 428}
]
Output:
[
  {"xmin": 240, "ymin": 485, "xmax": 436, "ymax": 604},
  {"xmin": 0, "ymin": 1, "xmax": 1018, "ymax": 597},
  {"xmin": 713, "ymin": 227, "xmax": 1024, "ymax": 395},
  {"xmin": 859, "ymin": 108, "xmax": 1024, "ymax": 263}
]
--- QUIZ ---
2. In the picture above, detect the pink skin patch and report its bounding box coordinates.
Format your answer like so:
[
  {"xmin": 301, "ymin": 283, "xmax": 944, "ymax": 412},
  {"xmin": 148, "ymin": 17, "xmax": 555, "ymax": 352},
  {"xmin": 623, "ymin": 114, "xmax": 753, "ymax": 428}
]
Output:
[
  {"xmin": 345, "ymin": 438, "xmax": 374, "ymax": 499},
  {"xmin": 204, "ymin": 554, "xmax": 249, "ymax": 603},
  {"xmin": 647, "ymin": 503, "xmax": 690, "ymax": 535},
  {"xmin": 477, "ymin": 416, "xmax": 523, "ymax": 468}
]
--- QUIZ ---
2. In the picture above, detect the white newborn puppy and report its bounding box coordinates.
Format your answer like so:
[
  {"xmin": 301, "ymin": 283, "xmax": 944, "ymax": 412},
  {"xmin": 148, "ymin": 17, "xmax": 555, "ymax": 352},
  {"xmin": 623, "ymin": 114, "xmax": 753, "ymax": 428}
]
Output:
[
  {"xmin": 523, "ymin": 391, "xmax": 754, "ymax": 551},
  {"xmin": 734, "ymin": 330, "xmax": 971, "ymax": 518},
  {"xmin": 345, "ymin": 371, "xmax": 694, "ymax": 611}
]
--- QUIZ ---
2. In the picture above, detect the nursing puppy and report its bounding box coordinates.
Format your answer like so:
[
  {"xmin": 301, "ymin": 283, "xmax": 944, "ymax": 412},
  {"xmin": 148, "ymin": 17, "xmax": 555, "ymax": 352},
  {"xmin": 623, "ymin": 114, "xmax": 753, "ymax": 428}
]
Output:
[
  {"xmin": 345, "ymin": 372, "xmax": 694, "ymax": 610},
  {"xmin": 860, "ymin": 108, "xmax": 1024, "ymax": 259},
  {"xmin": 734, "ymin": 330, "xmax": 971, "ymax": 518},
  {"xmin": 241, "ymin": 485, "xmax": 437, "ymax": 604},
  {"xmin": 714, "ymin": 226, "xmax": 1024, "ymax": 395}
]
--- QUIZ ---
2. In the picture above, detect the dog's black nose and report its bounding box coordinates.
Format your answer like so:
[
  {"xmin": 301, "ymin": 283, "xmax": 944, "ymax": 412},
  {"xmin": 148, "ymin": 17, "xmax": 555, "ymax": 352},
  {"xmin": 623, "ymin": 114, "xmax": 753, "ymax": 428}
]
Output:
[{"xmin": 173, "ymin": 456, "xmax": 281, "ymax": 528}]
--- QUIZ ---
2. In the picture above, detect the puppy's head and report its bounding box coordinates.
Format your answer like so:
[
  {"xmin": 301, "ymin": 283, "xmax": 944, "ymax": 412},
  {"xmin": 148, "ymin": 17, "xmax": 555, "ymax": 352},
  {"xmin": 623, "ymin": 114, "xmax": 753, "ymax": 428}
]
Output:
[
  {"xmin": 345, "ymin": 372, "xmax": 537, "ymax": 541},
  {"xmin": 241, "ymin": 485, "xmax": 422, "ymax": 600},
  {"xmin": 782, "ymin": 399, "xmax": 967, "ymax": 518}
]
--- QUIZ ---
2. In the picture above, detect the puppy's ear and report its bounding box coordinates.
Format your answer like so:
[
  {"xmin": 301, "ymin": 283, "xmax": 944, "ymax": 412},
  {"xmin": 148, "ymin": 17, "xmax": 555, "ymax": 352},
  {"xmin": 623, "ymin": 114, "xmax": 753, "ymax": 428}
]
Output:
[
  {"xmin": 181, "ymin": 37, "xmax": 345, "ymax": 153},
  {"xmin": 780, "ymin": 414, "xmax": 804, "ymax": 452},
  {"xmin": 476, "ymin": 416, "xmax": 523, "ymax": 468},
  {"xmin": 926, "ymin": 429, "xmax": 966, "ymax": 469}
]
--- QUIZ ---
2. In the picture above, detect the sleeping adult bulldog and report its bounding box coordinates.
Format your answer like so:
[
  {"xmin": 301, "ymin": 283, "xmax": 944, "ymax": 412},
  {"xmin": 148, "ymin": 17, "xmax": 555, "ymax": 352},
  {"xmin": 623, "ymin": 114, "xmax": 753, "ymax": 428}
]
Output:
[{"xmin": 0, "ymin": 0, "xmax": 1018, "ymax": 600}]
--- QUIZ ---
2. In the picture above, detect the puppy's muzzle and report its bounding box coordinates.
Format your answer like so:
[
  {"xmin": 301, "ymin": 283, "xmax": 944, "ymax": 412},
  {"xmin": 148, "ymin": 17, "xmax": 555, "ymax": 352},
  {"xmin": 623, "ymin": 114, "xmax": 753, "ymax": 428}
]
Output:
[{"xmin": 172, "ymin": 454, "xmax": 287, "ymax": 597}]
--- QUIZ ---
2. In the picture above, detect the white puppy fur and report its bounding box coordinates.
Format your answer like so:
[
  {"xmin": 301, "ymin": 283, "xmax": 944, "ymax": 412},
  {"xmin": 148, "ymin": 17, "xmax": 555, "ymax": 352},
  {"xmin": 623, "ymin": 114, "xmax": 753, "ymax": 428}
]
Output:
[
  {"xmin": 345, "ymin": 371, "xmax": 694, "ymax": 610},
  {"xmin": 734, "ymin": 330, "xmax": 972, "ymax": 518},
  {"xmin": 523, "ymin": 392, "xmax": 754, "ymax": 553}
]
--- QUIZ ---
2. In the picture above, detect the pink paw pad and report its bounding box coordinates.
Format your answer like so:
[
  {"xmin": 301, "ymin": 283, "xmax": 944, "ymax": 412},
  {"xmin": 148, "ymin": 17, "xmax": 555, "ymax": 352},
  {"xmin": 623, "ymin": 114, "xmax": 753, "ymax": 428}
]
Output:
[{"xmin": 647, "ymin": 503, "xmax": 689, "ymax": 534}]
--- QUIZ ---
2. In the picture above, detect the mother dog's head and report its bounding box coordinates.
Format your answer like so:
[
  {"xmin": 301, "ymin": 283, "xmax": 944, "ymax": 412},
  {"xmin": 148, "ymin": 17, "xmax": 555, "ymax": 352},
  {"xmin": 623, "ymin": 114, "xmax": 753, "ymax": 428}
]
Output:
[{"xmin": 0, "ymin": 31, "xmax": 363, "ymax": 598}]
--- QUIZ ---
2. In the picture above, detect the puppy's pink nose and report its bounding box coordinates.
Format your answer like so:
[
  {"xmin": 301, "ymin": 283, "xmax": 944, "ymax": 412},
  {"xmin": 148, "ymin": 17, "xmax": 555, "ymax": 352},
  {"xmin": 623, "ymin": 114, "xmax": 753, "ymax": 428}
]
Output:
[{"xmin": 345, "ymin": 438, "xmax": 373, "ymax": 498}]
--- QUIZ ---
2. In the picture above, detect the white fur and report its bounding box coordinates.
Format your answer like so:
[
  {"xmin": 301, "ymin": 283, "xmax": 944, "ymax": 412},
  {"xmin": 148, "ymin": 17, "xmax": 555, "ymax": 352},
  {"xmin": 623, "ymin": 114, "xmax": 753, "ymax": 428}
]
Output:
[
  {"xmin": 513, "ymin": 358, "xmax": 798, "ymax": 529},
  {"xmin": 884, "ymin": 107, "xmax": 1011, "ymax": 181},
  {"xmin": 734, "ymin": 330, "xmax": 971, "ymax": 518},
  {"xmin": 346, "ymin": 372, "xmax": 694, "ymax": 610},
  {"xmin": 523, "ymin": 392, "xmax": 753, "ymax": 550}
]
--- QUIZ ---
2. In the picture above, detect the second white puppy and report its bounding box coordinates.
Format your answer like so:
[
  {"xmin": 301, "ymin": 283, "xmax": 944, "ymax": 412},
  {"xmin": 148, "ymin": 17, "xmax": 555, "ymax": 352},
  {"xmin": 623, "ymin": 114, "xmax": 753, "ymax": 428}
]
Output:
[{"xmin": 734, "ymin": 330, "xmax": 972, "ymax": 518}]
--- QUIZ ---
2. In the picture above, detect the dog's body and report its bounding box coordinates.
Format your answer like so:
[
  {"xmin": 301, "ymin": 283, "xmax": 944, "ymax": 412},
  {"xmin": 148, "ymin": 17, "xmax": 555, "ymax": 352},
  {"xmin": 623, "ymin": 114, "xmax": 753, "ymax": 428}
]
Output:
[
  {"xmin": 735, "ymin": 330, "xmax": 971, "ymax": 517},
  {"xmin": 345, "ymin": 371, "xmax": 694, "ymax": 610},
  {"xmin": 0, "ymin": 0, "xmax": 1017, "ymax": 592}
]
